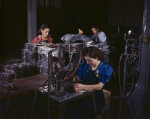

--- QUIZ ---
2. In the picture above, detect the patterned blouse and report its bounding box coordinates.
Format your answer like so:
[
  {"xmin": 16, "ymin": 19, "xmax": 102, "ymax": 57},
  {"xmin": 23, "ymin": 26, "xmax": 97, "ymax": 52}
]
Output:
[{"xmin": 32, "ymin": 35, "xmax": 52, "ymax": 44}]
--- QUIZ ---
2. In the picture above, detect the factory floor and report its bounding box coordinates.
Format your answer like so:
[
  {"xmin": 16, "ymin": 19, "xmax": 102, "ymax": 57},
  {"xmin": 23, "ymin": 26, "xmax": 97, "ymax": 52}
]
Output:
[{"xmin": 0, "ymin": 92, "xmax": 122, "ymax": 119}]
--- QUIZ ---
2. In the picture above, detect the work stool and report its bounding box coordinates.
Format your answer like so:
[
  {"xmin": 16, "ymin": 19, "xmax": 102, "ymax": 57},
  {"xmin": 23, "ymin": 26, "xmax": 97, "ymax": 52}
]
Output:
[{"xmin": 97, "ymin": 89, "xmax": 111, "ymax": 119}]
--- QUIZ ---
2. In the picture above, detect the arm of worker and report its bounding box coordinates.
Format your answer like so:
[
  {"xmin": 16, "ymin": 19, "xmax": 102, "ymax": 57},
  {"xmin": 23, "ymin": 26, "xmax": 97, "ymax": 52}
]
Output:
[
  {"xmin": 74, "ymin": 82, "xmax": 104, "ymax": 92},
  {"xmin": 98, "ymin": 32, "xmax": 106, "ymax": 43},
  {"xmin": 32, "ymin": 37, "xmax": 40, "ymax": 44}
]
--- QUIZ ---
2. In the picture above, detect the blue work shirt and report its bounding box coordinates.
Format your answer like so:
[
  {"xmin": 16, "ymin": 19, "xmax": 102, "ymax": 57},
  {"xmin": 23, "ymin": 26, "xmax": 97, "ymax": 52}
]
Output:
[{"xmin": 78, "ymin": 60, "xmax": 114, "ymax": 87}]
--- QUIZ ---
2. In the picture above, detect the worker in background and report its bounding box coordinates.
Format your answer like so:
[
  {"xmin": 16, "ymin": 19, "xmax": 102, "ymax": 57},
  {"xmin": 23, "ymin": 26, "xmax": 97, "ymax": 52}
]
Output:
[
  {"xmin": 32, "ymin": 24, "xmax": 52, "ymax": 44},
  {"xmin": 91, "ymin": 26, "xmax": 107, "ymax": 44}
]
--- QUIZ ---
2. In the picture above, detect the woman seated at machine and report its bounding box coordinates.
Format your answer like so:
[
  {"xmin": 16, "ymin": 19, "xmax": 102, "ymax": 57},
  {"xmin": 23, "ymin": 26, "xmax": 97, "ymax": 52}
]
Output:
[
  {"xmin": 65, "ymin": 46, "xmax": 113, "ymax": 119},
  {"xmin": 32, "ymin": 24, "xmax": 52, "ymax": 44}
]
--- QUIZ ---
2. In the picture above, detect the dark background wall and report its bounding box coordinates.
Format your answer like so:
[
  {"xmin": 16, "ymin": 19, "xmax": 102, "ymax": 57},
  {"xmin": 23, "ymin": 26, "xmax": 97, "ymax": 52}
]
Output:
[
  {"xmin": 37, "ymin": 0, "xmax": 108, "ymax": 42},
  {"xmin": 0, "ymin": 0, "xmax": 27, "ymax": 58},
  {"xmin": 0, "ymin": 0, "xmax": 144, "ymax": 58},
  {"xmin": 108, "ymin": 0, "xmax": 144, "ymax": 26}
]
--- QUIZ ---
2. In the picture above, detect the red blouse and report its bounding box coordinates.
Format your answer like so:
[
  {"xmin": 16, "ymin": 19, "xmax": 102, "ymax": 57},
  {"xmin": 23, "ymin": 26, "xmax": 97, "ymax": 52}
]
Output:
[{"xmin": 32, "ymin": 35, "xmax": 52, "ymax": 44}]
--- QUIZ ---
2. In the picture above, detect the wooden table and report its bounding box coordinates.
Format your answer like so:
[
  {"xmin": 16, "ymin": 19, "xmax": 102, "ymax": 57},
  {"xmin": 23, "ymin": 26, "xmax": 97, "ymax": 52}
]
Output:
[
  {"xmin": 0, "ymin": 74, "xmax": 47, "ymax": 102},
  {"xmin": 0, "ymin": 75, "xmax": 97, "ymax": 119}
]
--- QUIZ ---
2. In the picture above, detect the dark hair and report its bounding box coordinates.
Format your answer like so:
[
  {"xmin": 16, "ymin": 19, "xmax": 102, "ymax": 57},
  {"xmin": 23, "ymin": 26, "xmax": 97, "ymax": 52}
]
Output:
[
  {"xmin": 38, "ymin": 24, "xmax": 50, "ymax": 35},
  {"xmin": 92, "ymin": 26, "xmax": 99, "ymax": 30},
  {"xmin": 82, "ymin": 46, "xmax": 103, "ymax": 60}
]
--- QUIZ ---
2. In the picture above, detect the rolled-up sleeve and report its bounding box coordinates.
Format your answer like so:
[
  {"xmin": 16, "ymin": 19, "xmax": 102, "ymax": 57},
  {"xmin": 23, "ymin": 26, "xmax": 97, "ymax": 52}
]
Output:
[
  {"xmin": 98, "ymin": 32, "xmax": 106, "ymax": 43},
  {"xmin": 98, "ymin": 64, "xmax": 113, "ymax": 87},
  {"xmin": 105, "ymin": 65, "xmax": 114, "ymax": 82}
]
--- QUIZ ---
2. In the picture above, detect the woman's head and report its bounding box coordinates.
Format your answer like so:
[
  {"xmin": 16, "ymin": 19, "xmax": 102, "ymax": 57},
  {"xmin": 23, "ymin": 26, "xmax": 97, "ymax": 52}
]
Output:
[
  {"xmin": 82, "ymin": 46, "xmax": 102, "ymax": 66},
  {"xmin": 38, "ymin": 24, "xmax": 50, "ymax": 38}
]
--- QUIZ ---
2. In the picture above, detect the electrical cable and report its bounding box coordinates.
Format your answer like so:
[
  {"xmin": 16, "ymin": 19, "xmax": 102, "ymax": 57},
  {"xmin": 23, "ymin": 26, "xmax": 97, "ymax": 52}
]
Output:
[{"xmin": 118, "ymin": 55, "xmax": 123, "ymax": 114}]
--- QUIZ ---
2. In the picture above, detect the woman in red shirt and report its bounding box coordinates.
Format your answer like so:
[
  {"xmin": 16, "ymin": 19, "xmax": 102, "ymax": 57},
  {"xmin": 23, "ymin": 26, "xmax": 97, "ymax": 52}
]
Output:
[{"xmin": 32, "ymin": 24, "xmax": 52, "ymax": 44}]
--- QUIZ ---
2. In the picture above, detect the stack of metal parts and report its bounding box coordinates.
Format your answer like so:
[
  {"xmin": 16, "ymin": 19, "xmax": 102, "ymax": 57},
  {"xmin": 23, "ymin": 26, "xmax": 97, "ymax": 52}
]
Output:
[
  {"xmin": 61, "ymin": 34, "xmax": 92, "ymax": 44},
  {"xmin": 0, "ymin": 62, "xmax": 38, "ymax": 81},
  {"xmin": 0, "ymin": 43, "xmax": 59, "ymax": 81},
  {"xmin": 21, "ymin": 43, "xmax": 38, "ymax": 65},
  {"xmin": 36, "ymin": 45, "xmax": 59, "ymax": 75},
  {"xmin": 61, "ymin": 34, "xmax": 111, "ymax": 64},
  {"xmin": 22, "ymin": 43, "xmax": 59, "ymax": 76},
  {"xmin": 98, "ymin": 44, "xmax": 110, "ymax": 64},
  {"xmin": 88, "ymin": 43, "xmax": 111, "ymax": 64}
]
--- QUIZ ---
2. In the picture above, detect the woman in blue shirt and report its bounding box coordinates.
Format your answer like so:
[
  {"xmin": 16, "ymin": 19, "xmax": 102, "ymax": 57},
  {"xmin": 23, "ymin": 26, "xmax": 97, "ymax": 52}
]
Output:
[{"xmin": 66, "ymin": 46, "xmax": 113, "ymax": 119}]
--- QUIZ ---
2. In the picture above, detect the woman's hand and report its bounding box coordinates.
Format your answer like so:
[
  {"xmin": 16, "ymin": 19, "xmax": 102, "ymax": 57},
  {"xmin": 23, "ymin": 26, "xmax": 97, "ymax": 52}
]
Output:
[{"xmin": 74, "ymin": 83, "xmax": 85, "ymax": 91}]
